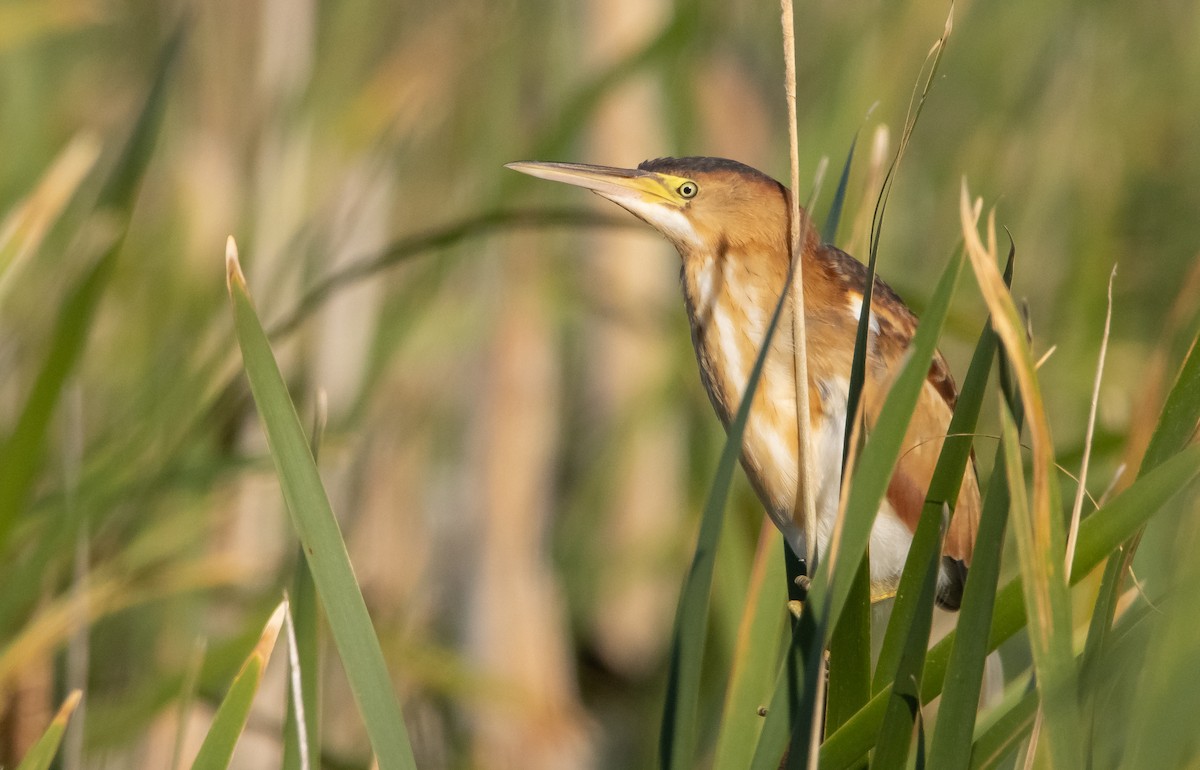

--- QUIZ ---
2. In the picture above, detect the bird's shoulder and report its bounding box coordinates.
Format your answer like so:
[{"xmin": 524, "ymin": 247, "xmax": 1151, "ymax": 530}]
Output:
[{"xmin": 815, "ymin": 243, "xmax": 959, "ymax": 411}]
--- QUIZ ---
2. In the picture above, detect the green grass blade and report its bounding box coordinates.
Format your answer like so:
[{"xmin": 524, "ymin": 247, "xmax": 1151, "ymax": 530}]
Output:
[
  {"xmin": 962, "ymin": 186, "xmax": 1078, "ymax": 766},
  {"xmin": 818, "ymin": 442, "xmax": 1200, "ymax": 769},
  {"xmin": 892, "ymin": 239, "xmax": 1012, "ymax": 762},
  {"xmin": 808, "ymin": 245, "xmax": 965, "ymax": 637},
  {"xmin": 747, "ymin": 612, "xmax": 818, "ymax": 770},
  {"xmin": 846, "ymin": 8, "xmax": 953, "ymax": 495},
  {"xmin": 969, "ymin": 686, "xmax": 1039, "ymax": 769},
  {"xmin": 0, "ymin": 24, "xmax": 183, "ymax": 555},
  {"xmin": 92, "ymin": 23, "xmax": 186, "ymax": 212},
  {"xmin": 744, "ymin": 545, "xmax": 819, "ymax": 770},
  {"xmin": 825, "ymin": 559, "xmax": 870, "ymax": 736},
  {"xmin": 998, "ymin": 401, "xmax": 1080, "ymax": 769},
  {"xmin": 0, "ymin": 246, "xmax": 114, "ymax": 551},
  {"xmin": 1106, "ymin": 507, "xmax": 1200, "ymax": 769},
  {"xmin": 1079, "ymin": 330, "xmax": 1200, "ymax": 731},
  {"xmin": 825, "ymin": 105, "xmax": 879, "ymax": 719},
  {"xmin": 191, "ymin": 603, "xmax": 286, "ymax": 770},
  {"xmin": 268, "ymin": 207, "xmax": 632, "ymax": 340},
  {"xmin": 659, "ymin": 207, "xmax": 803, "ymax": 769},
  {"xmin": 972, "ymin": 595, "xmax": 1156, "ymax": 770},
  {"xmin": 1065, "ymin": 444, "xmax": 1200, "ymax": 582},
  {"xmin": 926, "ymin": 356, "xmax": 1020, "ymax": 768},
  {"xmin": 14, "ymin": 690, "xmax": 82, "ymax": 770},
  {"xmin": 750, "ymin": 246, "xmax": 965, "ymax": 769},
  {"xmin": 226, "ymin": 242, "xmax": 416, "ymax": 770},
  {"xmin": 932, "ymin": 461, "xmax": 1014, "ymax": 769},
  {"xmin": 711, "ymin": 528, "xmax": 789, "ymax": 770},
  {"xmin": 1138, "ymin": 331, "xmax": 1200, "ymax": 476},
  {"xmin": 283, "ymin": 398, "xmax": 327, "ymax": 770},
  {"xmin": 873, "ymin": 304, "xmax": 1000, "ymax": 694},
  {"xmin": 869, "ymin": 511, "xmax": 943, "ymax": 769},
  {"xmin": 810, "ymin": 247, "xmax": 965, "ymax": 767}
]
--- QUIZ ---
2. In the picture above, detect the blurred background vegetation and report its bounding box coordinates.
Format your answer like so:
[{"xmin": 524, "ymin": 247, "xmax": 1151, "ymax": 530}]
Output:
[{"xmin": 1, "ymin": 0, "xmax": 1198, "ymax": 767}]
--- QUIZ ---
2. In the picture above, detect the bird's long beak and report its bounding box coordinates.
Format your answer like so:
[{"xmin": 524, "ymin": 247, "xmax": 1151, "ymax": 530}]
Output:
[{"xmin": 505, "ymin": 161, "xmax": 676, "ymax": 205}]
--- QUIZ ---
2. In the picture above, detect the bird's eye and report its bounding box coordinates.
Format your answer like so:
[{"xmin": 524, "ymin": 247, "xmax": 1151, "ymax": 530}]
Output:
[{"xmin": 677, "ymin": 181, "xmax": 699, "ymax": 199}]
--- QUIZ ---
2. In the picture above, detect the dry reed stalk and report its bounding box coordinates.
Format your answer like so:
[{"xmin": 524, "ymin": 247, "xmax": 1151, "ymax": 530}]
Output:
[
  {"xmin": 780, "ymin": 0, "xmax": 818, "ymax": 575},
  {"xmin": 778, "ymin": 2, "xmax": 827, "ymax": 766}
]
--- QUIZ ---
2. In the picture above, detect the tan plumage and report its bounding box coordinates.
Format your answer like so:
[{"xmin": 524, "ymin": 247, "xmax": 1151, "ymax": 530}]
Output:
[{"xmin": 507, "ymin": 156, "xmax": 980, "ymax": 609}]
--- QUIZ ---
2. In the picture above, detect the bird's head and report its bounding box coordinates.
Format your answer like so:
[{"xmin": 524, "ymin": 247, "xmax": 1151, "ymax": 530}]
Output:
[{"xmin": 505, "ymin": 157, "xmax": 796, "ymax": 258}]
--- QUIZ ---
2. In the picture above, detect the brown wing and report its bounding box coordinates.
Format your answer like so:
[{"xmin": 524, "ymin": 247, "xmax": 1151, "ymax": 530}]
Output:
[
  {"xmin": 876, "ymin": 343, "xmax": 981, "ymax": 611},
  {"xmin": 817, "ymin": 244, "xmax": 982, "ymax": 565},
  {"xmin": 866, "ymin": 286, "xmax": 981, "ymax": 568},
  {"xmin": 815, "ymin": 243, "xmax": 980, "ymax": 608},
  {"xmin": 887, "ymin": 352, "xmax": 982, "ymax": 567}
]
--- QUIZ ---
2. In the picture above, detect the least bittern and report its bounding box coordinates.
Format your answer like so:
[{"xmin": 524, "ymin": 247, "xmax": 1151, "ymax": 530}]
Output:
[{"xmin": 506, "ymin": 157, "xmax": 979, "ymax": 609}]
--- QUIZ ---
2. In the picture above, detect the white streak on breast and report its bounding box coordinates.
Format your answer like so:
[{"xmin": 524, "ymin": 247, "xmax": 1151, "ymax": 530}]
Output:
[
  {"xmin": 812, "ymin": 376, "xmax": 850, "ymax": 560},
  {"xmin": 747, "ymin": 419, "xmax": 798, "ymax": 488},
  {"xmin": 681, "ymin": 247, "xmax": 923, "ymax": 591},
  {"xmin": 693, "ymin": 257, "xmax": 716, "ymax": 312},
  {"xmin": 713, "ymin": 306, "xmax": 746, "ymax": 396}
]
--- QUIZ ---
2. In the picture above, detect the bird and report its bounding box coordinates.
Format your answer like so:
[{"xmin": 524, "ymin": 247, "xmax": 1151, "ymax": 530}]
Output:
[{"xmin": 505, "ymin": 156, "xmax": 980, "ymax": 610}]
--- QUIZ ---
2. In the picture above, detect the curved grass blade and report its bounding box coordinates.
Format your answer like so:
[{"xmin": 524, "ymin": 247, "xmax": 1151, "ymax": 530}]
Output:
[
  {"xmin": 809, "ymin": 244, "xmax": 965, "ymax": 637},
  {"xmin": 1138, "ymin": 330, "xmax": 1200, "ymax": 477},
  {"xmin": 659, "ymin": 203, "xmax": 805, "ymax": 770},
  {"xmin": 962, "ymin": 182, "xmax": 1079, "ymax": 768},
  {"xmin": 268, "ymin": 208, "xmax": 632, "ymax": 340},
  {"xmin": 869, "ymin": 505, "xmax": 945, "ymax": 769},
  {"xmin": 997, "ymin": 402, "xmax": 1079, "ymax": 768},
  {"xmin": 191, "ymin": 603, "xmax": 286, "ymax": 770},
  {"xmin": 226, "ymin": 240, "xmax": 416, "ymax": 769},
  {"xmin": 825, "ymin": 559, "xmax": 870, "ymax": 737},
  {"xmin": 925, "ymin": 241, "xmax": 1016, "ymax": 768},
  {"xmin": 747, "ymin": 611, "xmax": 817, "ymax": 770},
  {"xmin": 13, "ymin": 690, "xmax": 82, "ymax": 770},
  {"xmin": 1101, "ymin": 510, "xmax": 1200, "ymax": 769},
  {"xmin": 828, "ymin": 32, "xmax": 956, "ymax": 731},
  {"xmin": 1079, "ymin": 326, "xmax": 1200, "ymax": 759},
  {"xmin": 972, "ymin": 594, "xmax": 1156, "ymax": 770},
  {"xmin": 817, "ymin": 441, "xmax": 1200, "ymax": 769},
  {"xmin": 826, "ymin": 16, "xmax": 948, "ymax": 731},
  {"xmin": 921, "ymin": 426, "xmax": 1017, "ymax": 762},
  {"xmin": 926, "ymin": 386, "xmax": 1019, "ymax": 766},
  {"xmin": 825, "ymin": 109, "xmax": 871, "ymax": 719},
  {"xmin": 0, "ymin": 23, "xmax": 183, "ymax": 556},
  {"xmin": 750, "ymin": 244, "xmax": 965, "ymax": 769},
  {"xmin": 845, "ymin": 5, "xmax": 953, "ymax": 483},
  {"xmin": 969, "ymin": 685, "xmax": 1039, "ymax": 769},
  {"xmin": 872, "ymin": 289, "xmax": 1002, "ymax": 694}
]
